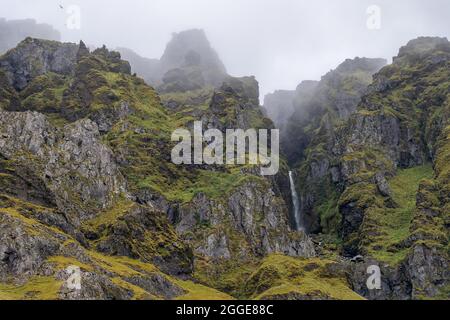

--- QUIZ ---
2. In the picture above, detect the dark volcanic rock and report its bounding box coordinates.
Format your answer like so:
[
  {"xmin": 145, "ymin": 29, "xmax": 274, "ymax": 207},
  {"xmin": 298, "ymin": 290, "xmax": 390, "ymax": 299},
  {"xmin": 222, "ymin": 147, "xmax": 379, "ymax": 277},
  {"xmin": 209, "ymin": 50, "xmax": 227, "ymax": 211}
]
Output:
[{"xmin": 0, "ymin": 37, "xmax": 78, "ymax": 91}]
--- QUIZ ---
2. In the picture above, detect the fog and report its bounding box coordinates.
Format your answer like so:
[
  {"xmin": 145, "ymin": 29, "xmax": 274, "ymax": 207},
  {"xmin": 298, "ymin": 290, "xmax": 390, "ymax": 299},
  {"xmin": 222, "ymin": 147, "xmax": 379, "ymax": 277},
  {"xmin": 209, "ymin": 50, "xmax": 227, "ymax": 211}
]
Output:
[{"xmin": 1, "ymin": 0, "xmax": 449, "ymax": 97}]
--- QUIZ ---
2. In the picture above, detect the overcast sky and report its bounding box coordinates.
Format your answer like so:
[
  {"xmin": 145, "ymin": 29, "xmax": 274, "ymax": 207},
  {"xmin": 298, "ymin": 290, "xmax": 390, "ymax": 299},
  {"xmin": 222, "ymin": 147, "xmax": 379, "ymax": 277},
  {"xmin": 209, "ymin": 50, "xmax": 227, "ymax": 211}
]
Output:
[{"xmin": 1, "ymin": 0, "xmax": 449, "ymax": 98}]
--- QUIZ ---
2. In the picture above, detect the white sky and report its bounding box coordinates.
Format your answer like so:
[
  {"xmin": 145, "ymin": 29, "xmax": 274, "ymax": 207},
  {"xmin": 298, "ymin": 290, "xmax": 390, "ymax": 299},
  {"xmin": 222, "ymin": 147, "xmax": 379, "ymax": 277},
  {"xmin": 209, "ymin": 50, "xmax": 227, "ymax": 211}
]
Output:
[{"xmin": 1, "ymin": 0, "xmax": 449, "ymax": 98}]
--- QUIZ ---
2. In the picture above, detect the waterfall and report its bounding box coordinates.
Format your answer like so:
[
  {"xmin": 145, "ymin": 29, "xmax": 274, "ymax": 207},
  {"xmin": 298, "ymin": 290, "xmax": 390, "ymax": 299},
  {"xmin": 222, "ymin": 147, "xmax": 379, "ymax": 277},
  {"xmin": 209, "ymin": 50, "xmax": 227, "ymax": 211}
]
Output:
[{"xmin": 289, "ymin": 171, "xmax": 304, "ymax": 231}]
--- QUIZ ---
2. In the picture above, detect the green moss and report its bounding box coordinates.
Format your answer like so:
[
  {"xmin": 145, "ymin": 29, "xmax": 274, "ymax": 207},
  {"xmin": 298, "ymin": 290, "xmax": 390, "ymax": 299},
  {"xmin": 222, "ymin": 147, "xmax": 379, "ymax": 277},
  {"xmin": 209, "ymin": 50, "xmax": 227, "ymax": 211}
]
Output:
[
  {"xmin": 174, "ymin": 280, "xmax": 234, "ymax": 300},
  {"xmin": 244, "ymin": 255, "xmax": 363, "ymax": 300},
  {"xmin": 193, "ymin": 257, "xmax": 260, "ymax": 299},
  {"xmin": 82, "ymin": 196, "xmax": 134, "ymax": 231},
  {"xmin": 0, "ymin": 276, "xmax": 63, "ymax": 300},
  {"xmin": 140, "ymin": 167, "xmax": 267, "ymax": 204},
  {"xmin": 316, "ymin": 191, "xmax": 340, "ymax": 235},
  {"xmin": 111, "ymin": 277, "xmax": 157, "ymax": 300},
  {"xmin": 364, "ymin": 164, "xmax": 434, "ymax": 265},
  {"xmin": 339, "ymin": 182, "xmax": 381, "ymax": 209},
  {"xmin": 46, "ymin": 256, "xmax": 94, "ymax": 272},
  {"xmin": 20, "ymin": 72, "xmax": 69, "ymax": 113}
]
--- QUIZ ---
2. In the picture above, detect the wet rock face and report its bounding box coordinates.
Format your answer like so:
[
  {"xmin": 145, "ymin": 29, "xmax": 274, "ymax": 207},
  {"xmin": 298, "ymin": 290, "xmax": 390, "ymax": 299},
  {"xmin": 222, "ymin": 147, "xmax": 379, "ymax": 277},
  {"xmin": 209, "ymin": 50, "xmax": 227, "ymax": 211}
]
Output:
[
  {"xmin": 347, "ymin": 243, "xmax": 450, "ymax": 300},
  {"xmin": 405, "ymin": 245, "xmax": 449, "ymax": 298},
  {"xmin": 0, "ymin": 38, "xmax": 78, "ymax": 91},
  {"xmin": 0, "ymin": 203, "xmax": 191, "ymax": 300},
  {"xmin": 347, "ymin": 261, "xmax": 412, "ymax": 300},
  {"xmin": 175, "ymin": 182, "xmax": 316, "ymax": 261},
  {"xmin": 1, "ymin": 37, "xmax": 308, "ymax": 299},
  {"xmin": 0, "ymin": 111, "xmax": 126, "ymax": 225},
  {"xmin": 0, "ymin": 213, "xmax": 61, "ymax": 280}
]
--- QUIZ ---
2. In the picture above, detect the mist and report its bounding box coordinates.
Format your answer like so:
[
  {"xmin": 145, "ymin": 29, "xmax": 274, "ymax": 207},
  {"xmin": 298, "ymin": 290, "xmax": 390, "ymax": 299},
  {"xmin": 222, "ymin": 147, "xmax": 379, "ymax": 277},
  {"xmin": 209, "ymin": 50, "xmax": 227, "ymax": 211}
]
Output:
[{"xmin": 1, "ymin": 0, "xmax": 449, "ymax": 98}]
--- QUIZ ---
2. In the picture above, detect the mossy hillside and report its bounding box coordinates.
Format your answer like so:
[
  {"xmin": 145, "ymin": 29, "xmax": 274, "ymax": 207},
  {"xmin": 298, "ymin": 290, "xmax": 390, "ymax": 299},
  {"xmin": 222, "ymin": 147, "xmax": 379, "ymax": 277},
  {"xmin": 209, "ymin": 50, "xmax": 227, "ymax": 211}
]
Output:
[
  {"xmin": 101, "ymin": 71, "xmax": 279, "ymax": 211},
  {"xmin": 193, "ymin": 257, "xmax": 260, "ymax": 299},
  {"xmin": 0, "ymin": 253, "xmax": 233, "ymax": 300},
  {"xmin": 1, "ymin": 41, "xmax": 287, "ymax": 274},
  {"xmin": 62, "ymin": 52, "xmax": 170, "ymax": 128},
  {"xmin": 284, "ymin": 58, "xmax": 385, "ymax": 165},
  {"xmin": 300, "ymin": 40, "xmax": 450, "ymax": 264},
  {"xmin": 243, "ymin": 254, "xmax": 363, "ymax": 300},
  {"xmin": 435, "ymin": 123, "xmax": 450, "ymax": 212},
  {"xmin": 284, "ymin": 59, "xmax": 388, "ymax": 235},
  {"xmin": 409, "ymin": 179, "xmax": 447, "ymax": 249},
  {"xmin": 65, "ymin": 253, "xmax": 233, "ymax": 300},
  {"xmin": 1, "ymin": 40, "xmax": 277, "ymax": 216},
  {"xmin": 138, "ymin": 165, "xmax": 267, "ymax": 204},
  {"xmin": 79, "ymin": 195, "xmax": 193, "ymax": 275},
  {"xmin": 104, "ymin": 123, "xmax": 267, "ymax": 206},
  {"xmin": 0, "ymin": 193, "xmax": 68, "ymax": 239},
  {"xmin": 19, "ymin": 72, "xmax": 69, "ymax": 114},
  {"xmin": 207, "ymin": 76, "xmax": 272, "ymax": 130},
  {"xmin": 357, "ymin": 41, "xmax": 450, "ymax": 165},
  {"xmin": 0, "ymin": 195, "xmax": 232, "ymax": 300},
  {"xmin": 160, "ymin": 86, "xmax": 214, "ymax": 110},
  {"xmin": 0, "ymin": 69, "xmax": 20, "ymax": 110},
  {"xmin": 192, "ymin": 253, "xmax": 363, "ymax": 300},
  {"xmin": 411, "ymin": 120, "xmax": 449, "ymax": 264},
  {"xmin": 335, "ymin": 40, "xmax": 449, "ymax": 264},
  {"xmin": 295, "ymin": 142, "xmax": 394, "ymax": 236},
  {"xmin": 359, "ymin": 165, "xmax": 434, "ymax": 265}
]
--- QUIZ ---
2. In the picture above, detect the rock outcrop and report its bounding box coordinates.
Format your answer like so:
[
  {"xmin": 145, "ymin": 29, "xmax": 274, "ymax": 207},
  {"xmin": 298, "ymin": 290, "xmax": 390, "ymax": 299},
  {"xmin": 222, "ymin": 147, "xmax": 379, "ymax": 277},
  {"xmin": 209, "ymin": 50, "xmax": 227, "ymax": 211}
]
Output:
[
  {"xmin": 1, "ymin": 32, "xmax": 448, "ymax": 300},
  {"xmin": 281, "ymin": 37, "xmax": 450, "ymax": 300},
  {"xmin": 0, "ymin": 37, "xmax": 316, "ymax": 300}
]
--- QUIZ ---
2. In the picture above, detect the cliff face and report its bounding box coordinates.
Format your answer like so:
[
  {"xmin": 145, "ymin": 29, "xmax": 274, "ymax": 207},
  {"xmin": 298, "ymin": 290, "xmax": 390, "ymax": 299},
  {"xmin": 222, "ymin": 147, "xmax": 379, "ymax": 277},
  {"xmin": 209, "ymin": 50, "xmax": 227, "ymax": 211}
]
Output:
[
  {"xmin": 1, "ymin": 32, "xmax": 448, "ymax": 301},
  {"xmin": 335, "ymin": 37, "xmax": 450, "ymax": 299},
  {"xmin": 282, "ymin": 37, "xmax": 449, "ymax": 299},
  {"xmin": 283, "ymin": 57, "xmax": 387, "ymax": 166},
  {"xmin": 0, "ymin": 37, "xmax": 317, "ymax": 300},
  {"xmin": 277, "ymin": 57, "xmax": 386, "ymax": 236}
]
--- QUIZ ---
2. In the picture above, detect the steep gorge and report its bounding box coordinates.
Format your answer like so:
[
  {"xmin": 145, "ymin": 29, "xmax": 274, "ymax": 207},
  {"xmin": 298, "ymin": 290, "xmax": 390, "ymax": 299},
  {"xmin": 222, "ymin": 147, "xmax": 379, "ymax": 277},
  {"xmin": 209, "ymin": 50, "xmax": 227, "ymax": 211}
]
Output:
[
  {"xmin": 0, "ymin": 31, "xmax": 448, "ymax": 300},
  {"xmin": 270, "ymin": 37, "xmax": 450, "ymax": 299}
]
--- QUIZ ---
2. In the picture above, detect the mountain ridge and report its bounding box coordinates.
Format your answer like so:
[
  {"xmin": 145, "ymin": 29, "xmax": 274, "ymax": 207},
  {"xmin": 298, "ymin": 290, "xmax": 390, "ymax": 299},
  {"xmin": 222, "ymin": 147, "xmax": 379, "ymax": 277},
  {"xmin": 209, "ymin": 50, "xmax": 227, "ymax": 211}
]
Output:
[{"xmin": 0, "ymin": 33, "xmax": 448, "ymax": 300}]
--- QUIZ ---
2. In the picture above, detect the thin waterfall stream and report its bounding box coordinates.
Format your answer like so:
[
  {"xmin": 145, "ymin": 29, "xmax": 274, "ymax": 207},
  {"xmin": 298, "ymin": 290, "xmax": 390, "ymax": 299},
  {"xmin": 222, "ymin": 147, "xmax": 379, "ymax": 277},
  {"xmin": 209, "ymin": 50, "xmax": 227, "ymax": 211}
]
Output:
[{"xmin": 289, "ymin": 171, "xmax": 304, "ymax": 231}]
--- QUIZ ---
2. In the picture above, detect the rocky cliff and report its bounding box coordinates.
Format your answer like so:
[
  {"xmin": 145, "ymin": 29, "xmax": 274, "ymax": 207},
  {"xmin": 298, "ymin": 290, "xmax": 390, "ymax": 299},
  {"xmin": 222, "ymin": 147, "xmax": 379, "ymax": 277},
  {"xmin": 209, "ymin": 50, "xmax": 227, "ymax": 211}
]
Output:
[
  {"xmin": 0, "ymin": 32, "xmax": 447, "ymax": 300},
  {"xmin": 0, "ymin": 37, "xmax": 320, "ymax": 300},
  {"xmin": 280, "ymin": 37, "xmax": 449, "ymax": 300}
]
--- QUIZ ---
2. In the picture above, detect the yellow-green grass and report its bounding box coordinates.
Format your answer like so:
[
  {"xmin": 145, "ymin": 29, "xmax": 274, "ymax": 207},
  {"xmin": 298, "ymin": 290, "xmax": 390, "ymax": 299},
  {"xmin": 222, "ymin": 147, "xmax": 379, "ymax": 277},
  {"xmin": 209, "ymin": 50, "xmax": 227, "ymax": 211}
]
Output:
[
  {"xmin": 366, "ymin": 164, "xmax": 434, "ymax": 265},
  {"xmin": 0, "ymin": 276, "xmax": 63, "ymax": 300},
  {"xmin": 245, "ymin": 254, "xmax": 363, "ymax": 300}
]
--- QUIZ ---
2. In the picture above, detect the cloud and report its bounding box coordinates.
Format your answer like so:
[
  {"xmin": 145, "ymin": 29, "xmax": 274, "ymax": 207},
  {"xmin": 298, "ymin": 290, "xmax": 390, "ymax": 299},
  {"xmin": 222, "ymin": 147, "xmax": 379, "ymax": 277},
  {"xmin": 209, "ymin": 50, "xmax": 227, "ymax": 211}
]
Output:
[{"xmin": 1, "ymin": 0, "xmax": 449, "ymax": 98}]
